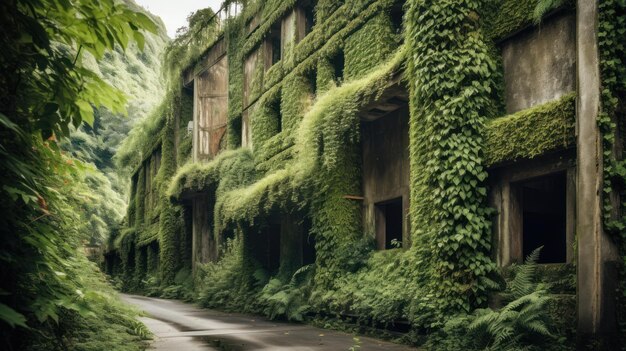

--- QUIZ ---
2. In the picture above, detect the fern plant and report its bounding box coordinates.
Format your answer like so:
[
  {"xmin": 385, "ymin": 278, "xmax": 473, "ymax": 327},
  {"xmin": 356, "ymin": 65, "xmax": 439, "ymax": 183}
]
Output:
[
  {"xmin": 259, "ymin": 264, "xmax": 315, "ymax": 321},
  {"xmin": 533, "ymin": 0, "xmax": 568, "ymax": 24},
  {"xmin": 468, "ymin": 247, "xmax": 556, "ymax": 351},
  {"xmin": 426, "ymin": 247, "xmax": 566, "ymax": 351}
]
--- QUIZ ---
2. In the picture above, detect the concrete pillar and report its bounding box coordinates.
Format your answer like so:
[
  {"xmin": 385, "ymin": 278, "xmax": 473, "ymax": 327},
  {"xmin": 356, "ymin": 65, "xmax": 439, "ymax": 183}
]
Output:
[{"xmin": 576, "ymin": 0, "xmax": 619, "ymax": 348}]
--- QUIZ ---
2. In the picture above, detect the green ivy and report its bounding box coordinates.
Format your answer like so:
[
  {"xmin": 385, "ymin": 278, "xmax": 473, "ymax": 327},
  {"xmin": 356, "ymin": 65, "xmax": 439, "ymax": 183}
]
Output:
[
  {"xmin": 108, "ymin": 0, "xmax": 587, "ymax": 346},
  {"xmin": 483, "ymin": 0, "xmax": 573, "ymax": 41},
  {"xmin": 406, "ymin": 0, "xmax": 499, "ymax": 324},
  {"xmin": 598, "ymin": 0, "xmax": 626, "ymax": 346}
]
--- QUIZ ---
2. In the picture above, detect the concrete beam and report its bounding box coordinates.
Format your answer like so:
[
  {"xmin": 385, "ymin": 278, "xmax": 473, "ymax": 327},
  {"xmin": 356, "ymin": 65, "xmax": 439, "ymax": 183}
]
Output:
[{"xmin": 576, "ymin": 0, "xmax": 619, "ymax": 348}]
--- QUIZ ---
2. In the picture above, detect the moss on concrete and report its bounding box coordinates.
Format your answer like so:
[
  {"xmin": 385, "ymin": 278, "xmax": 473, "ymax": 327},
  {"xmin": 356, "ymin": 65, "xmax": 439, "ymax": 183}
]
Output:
[{"xmin": 484, "ymin": 93, "xmax": 576, "ymax": 166}]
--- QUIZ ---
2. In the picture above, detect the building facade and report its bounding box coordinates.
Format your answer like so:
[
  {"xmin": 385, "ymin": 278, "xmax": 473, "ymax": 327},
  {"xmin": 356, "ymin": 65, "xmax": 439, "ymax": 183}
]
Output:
[{"xmin": 105, "ymin": 0, "xmax": 625, "ymax": 347}]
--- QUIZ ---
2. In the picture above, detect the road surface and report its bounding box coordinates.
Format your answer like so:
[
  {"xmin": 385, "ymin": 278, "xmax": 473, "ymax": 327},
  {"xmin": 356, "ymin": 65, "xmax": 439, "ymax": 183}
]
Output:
[{"xmin": 120, "ymin": 294, "xmax": 417, "ymax": 351}]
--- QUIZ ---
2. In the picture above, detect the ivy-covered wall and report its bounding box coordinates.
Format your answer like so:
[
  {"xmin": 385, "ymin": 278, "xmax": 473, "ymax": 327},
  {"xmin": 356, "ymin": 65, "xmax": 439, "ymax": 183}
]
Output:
[
  {"xmin": 105, "ymin": 0, "xmax": 625, "ymax": 348},
  {"xmin": 598, "ymin": 0, "xmax": 626, "ymax": 346}
]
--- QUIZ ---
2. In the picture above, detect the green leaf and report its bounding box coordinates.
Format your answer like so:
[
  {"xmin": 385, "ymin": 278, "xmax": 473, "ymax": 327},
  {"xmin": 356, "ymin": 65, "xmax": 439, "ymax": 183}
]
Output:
[
  {"xmin": 133, "ymin": 31, "xmax": 145, "ymax": 51},
  {"xmin": 0, "ymin": 303, "xmax": 28, "ymax": 328},
  {"xmin": 133, "ymin": 13, "xmax": 158, "ymax": 34},
  {"xmin": 76, "ymin": 100, "xmax": 94, "ymax": 126}
]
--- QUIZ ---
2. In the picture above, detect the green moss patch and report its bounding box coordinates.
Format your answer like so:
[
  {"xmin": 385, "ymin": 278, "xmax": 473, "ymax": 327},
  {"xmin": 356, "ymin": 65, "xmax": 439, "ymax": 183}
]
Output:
[{"xmin": 484, "ymin": 93, "xmax": 576, "ymax": 166}]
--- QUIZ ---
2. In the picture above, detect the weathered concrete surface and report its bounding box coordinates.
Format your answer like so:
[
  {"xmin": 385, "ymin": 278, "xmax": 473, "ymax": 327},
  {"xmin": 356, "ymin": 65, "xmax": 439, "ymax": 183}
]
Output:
[
  {"xmin": 361, "ymin": 105, "xmax": 410, "ymax": 249},
  {"xmin": 501, "ymin": 12, "xmax": 576, "ymax": 113},
  {"xmin": 121, "ymin": 294, "xmax": 418, "ymax": 351},
  {"xmin": 575, "ymin": 0, "xmax": 620, "ymax": 348},
  {"xmin": 193, "ymin": 53, "xmax": 228, "ymax": 162}
]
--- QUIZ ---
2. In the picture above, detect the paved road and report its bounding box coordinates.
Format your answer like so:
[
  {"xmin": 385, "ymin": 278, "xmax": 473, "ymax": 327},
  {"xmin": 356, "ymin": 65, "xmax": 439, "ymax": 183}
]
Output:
[{"xmin": 120, "ymin": 294, "xmax": 417, "ymax": 351}]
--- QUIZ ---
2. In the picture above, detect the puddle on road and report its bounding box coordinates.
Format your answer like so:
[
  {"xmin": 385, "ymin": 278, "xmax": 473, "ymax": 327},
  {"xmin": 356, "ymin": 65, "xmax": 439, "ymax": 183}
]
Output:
[{"xmin": 198, "ymin": 335, "xmax": 249, "ymax": 351}]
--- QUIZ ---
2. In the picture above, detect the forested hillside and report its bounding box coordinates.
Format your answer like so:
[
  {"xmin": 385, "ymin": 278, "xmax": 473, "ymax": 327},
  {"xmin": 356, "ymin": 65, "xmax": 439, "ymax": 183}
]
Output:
[
  {"xmin": 66, "ymin": 9, "xmax": 168, "ymax": 247},
  {"xmin": 0, "ymin": 0, "xmax": 168, "ymax": 350}
]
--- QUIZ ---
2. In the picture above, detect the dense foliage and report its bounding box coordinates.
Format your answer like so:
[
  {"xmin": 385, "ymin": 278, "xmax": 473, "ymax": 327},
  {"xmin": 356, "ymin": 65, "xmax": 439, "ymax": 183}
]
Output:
[
  {"xmin": 0, "ymin": 0, "xmax": 162, "ymax": 349},
  {"xmin": 106, "ymin": 0, "xmax": 622, "ymax": 350},
  {"xmin": 598, "ymin": 0, "xmax": 626, "ymax": 346},
  {"xmin": 405, "ymin": 0, "xmax": 499, "ymax": 320},
  {"xmin": 424, "ymin": 249, "xmax": 569, "ymax": 351}
]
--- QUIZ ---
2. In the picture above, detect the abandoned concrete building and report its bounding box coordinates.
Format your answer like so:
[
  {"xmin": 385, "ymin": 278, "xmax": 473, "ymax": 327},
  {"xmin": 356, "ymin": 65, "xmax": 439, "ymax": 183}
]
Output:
[{"xmin": 105, "ymin": 0, "xmax": 625, "ymax": 347}]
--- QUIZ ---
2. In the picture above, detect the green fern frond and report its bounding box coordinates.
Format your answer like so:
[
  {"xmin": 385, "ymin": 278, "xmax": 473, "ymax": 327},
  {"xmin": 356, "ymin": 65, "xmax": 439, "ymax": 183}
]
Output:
[
  {"xmin": 480, "ymin": 275, "xmax": 504, "ymax": 291},
  {"xmin": 492, "ymin": 325, "xmax": 514, "ymax": 347},
  {"xmin": 507, "ymin": 247, "xmax": 542, "ymax": 300},
  {"xmin": 533, "ymin": 0, "xmax": 567, "ymax": 24},
  {"xmin": 523, "ymin": 320, "xmax": 552, "ymax": 337}
]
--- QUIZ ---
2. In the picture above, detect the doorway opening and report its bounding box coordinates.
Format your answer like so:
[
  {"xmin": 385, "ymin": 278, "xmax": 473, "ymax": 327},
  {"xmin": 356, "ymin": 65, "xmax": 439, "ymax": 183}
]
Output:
[
  {"xmin": 375, "ymin": 198, "xmax": 403, "ymax": 249},
  {"xmin": 519, "ymin": 172, "xmax": 567, "ymax": 263}
]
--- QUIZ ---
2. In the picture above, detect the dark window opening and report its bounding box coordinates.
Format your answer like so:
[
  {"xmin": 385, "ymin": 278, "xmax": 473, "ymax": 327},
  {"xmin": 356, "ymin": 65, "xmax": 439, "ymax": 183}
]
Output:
[
  {"xmin": 330, "ymin": 50, "xmax": 344, "ymax": 85},
  {"xmin": 149, "ymin": 241, "xmax": 160, "ymax": 272},
  {"xmin": 129, "ymin": 174, "xmax": 138, "ymax": 224},
  {"xmin": 520, "ymin": 172, "xmax": 567, "ymax": 263},
  {"xmin": 154, "ymin": 148, "xmax": 161, "ymax": 172},
  {"xmin": 181, "ymin": 86, "xmax": 194, "ymax": 138},
  {"xmin": 223, "ymin": 229, "xmax": 235, "ymax": 244},
  {"xmin": 229, "ymin": 116, "xmax": 243, "ymax": 148},
  {"xmin": 269, "ymin": 92, "xmax": 282, "ymax": 133},
  {"xmin": 138, "ymin": 246, "xmax": 148, "ymax": 272},
  {"xmin": 255, "ymin": 221, "xmax": 281, "ymax": 272},
  {"xmin": 127, "ymin": 244, "xmax": 136, "ymax": 271},
  {"xmin": 376, "ymin": 198, "xmax": 403, "ymax": 249},
  {"xmin": 270, "ymin": 21, "xmax": 282, "ymax": 65},
  {"xmin": 182, "ymin": 204, "xmax": 193, "ymax": 266},
  {"xmin": 303, "ymin": 0, "xmax": 317, "ymax": 35},
  {"xmin": 302, "ymin": 219, "xmax": 316, "ymax": 265},
  {"xmin": 305, "ymin": 67, "xmax": 317, "ymax": 97},
  {"xmin": 390, "ymin": 0, "xmax": 404, "ymax": 34}
]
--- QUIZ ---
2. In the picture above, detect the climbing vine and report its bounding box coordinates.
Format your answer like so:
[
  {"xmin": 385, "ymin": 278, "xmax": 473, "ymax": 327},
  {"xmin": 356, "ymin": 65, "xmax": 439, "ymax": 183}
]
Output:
[
  {"xmin": 598, "ymin": 0, "xmax": 626, "ymax": 345},
  {"xmin": 108, "ymin": 0, "xmax": 592, "ymax": 346},
  {"xmin": 406, "ymin": 0, "xmax": 499, "ymax": 322}
]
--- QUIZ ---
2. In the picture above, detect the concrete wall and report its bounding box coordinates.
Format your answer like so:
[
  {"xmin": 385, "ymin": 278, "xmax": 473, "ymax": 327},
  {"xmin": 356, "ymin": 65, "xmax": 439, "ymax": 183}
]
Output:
[
  {"xmin": 361, "ymin": 106, "xmax": 410, "ymax": 249},
  {"xmin": 243, "ymin": 8, "xmax": 305, "ymax": 110},
  {"xmin": 241, "ymin": 102, "xmax": 255, "ymax": 148},
  {"xmin": 575, "ymin": 1, "xmax": 620, "ymax": 347},
  {"xmin": 194, "ymin": 54, "xmax": 228, "ymax": 162},
  {"xmin": 501, "ymin": 12, "xmax": 576, "ymax": 113},
  {"xmin": 243, "ymin": 45, "xmax": 263, "ymax": 108}
]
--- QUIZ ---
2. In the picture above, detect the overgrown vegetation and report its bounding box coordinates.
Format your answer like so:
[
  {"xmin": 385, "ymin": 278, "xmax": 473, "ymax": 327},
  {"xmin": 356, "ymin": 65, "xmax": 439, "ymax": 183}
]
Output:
[
  {"xmin": 598, "ymin": 0, "xmax": 626, "ymax": 347},
  {"xmin": 105, "ymin": 0, "xmax": 623, "ymax": 349},
  {"xmin": 424, "ymin": 248, "xmax": 571, "ymax": 351},
  {"xmin": 0, "ymin": 0, "xmax": 162, "ymax": 349}
]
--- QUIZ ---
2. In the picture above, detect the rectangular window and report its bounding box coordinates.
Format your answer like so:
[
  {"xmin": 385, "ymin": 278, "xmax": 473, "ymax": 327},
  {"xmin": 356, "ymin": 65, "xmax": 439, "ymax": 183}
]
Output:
[
  {"xmin": 390, "ymin": 0, "xmax": 404, "ymax": 34},
  {"xmin": 375, "ymin": 198, "xmax": 403, "ymax": 250},
  {"xmin": 230, "ymin": 116, "xmax": 243, "ymax": 148},
  {"xmin": 303, "ymin": 0, "xmax": 317, "ymax": 35},
  {"xmin": 518, "ymin": 172, "xmax": 567, "ymax": 263},
  {"xmin": 306, "ymin": 67, "xmax": 317, "ymax": 98},
  {"xmin": 302, "ymin": 219, "xmax": 315, "ymax": 265},
  {"xmin": 270, "ymin": 21, "xmax": 282, "ymax": 65},
  {"xmin": 269, "ymin": 92, "xmax": 282, "ymax": 134},
  {"xmin": 255, "ymin": 221, "xmax": 281, "ymax": 272},
  {"xmin": 128, "ymin": 174, "xmax": 138, "ymax": 224},
  {"xmin": 330, "ymin": 50, "xmax": 344, "ymax": 85}
]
